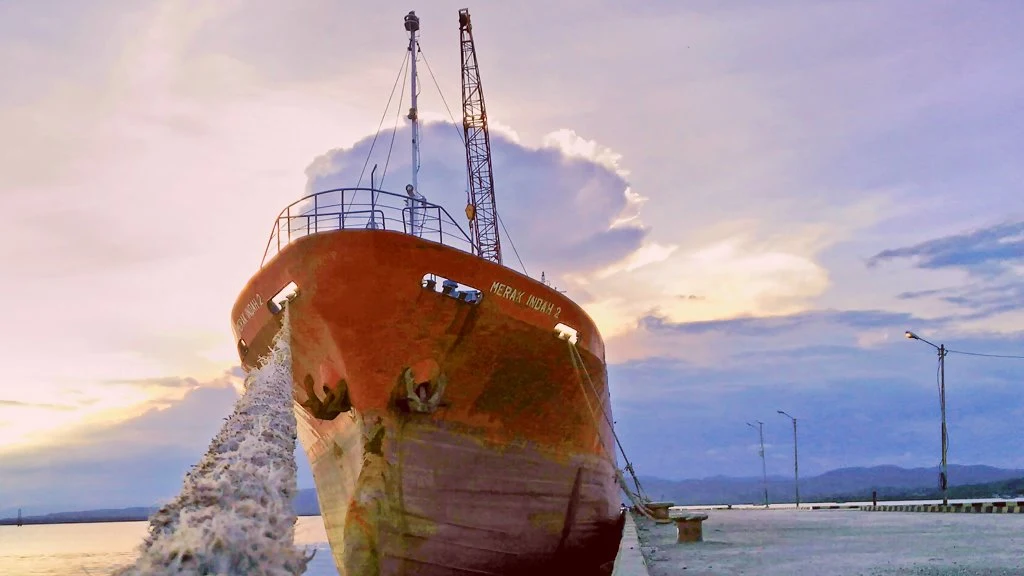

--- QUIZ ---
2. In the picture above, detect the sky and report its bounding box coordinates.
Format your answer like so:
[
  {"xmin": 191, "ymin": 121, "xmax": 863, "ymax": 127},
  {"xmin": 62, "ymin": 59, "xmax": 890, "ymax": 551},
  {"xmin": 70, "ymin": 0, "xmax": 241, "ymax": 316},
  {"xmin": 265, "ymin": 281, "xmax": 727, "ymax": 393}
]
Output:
[{"xmin": 1, "ymin": 0, "xmax": 1022, "ymax": 515}]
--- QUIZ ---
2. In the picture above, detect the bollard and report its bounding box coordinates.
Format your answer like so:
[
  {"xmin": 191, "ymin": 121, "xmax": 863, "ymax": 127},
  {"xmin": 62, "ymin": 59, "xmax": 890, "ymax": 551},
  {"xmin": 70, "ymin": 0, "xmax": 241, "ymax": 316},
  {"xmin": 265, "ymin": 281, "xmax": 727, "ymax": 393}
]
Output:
[
  {"xmin": 672, "ymin": 513, "xmax": 708, "ymax": 543},
  {"xmin": 645, "ymin": 501, "xmax": 674, "ymax": 520}
]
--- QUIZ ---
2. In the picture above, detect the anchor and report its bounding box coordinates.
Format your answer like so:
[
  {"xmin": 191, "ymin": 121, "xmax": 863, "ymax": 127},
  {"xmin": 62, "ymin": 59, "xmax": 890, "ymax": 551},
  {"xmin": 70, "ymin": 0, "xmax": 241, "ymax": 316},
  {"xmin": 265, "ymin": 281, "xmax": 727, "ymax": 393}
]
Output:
[
  {"xmin": 300, "ymin": 374, "xmax": 352, "ymax": 420},
  {"xmin": 396, "ymin": 366, "xmax": 448, "ymax": 414}
]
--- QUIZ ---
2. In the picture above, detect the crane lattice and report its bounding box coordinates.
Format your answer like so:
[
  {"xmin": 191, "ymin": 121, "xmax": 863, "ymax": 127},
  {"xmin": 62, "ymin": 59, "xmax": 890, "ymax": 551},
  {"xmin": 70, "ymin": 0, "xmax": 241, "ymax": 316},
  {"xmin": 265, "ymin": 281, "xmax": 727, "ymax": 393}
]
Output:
[{"xmin": 459, "ymin": 8, "xmax": 502, "ymax": 265}]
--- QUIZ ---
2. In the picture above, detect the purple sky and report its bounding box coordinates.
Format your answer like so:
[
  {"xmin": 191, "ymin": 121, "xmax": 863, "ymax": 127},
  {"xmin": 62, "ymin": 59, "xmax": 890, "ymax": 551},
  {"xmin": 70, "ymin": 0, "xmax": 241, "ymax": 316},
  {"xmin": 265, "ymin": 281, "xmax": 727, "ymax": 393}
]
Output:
[{"xmin": 1, "ymin": 0, "xmax": 1022, "ymax": 515}]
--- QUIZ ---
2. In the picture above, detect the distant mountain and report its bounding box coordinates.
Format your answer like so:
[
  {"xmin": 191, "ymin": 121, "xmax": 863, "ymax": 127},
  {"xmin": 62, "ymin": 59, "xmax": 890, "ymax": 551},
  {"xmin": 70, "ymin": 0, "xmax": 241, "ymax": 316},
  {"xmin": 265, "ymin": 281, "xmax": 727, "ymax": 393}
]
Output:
[
  {"xmin": 0, "ymin": 507, "xmax": 161, "ymax": 526},
  {"xmin": 6, "ymin": 464, "xmax": 1024, "ymax": 525},
  {"xmin": 0, "ymin": 488, "xmax": 322, "ymax": 526},
  {"xmin": 638, "ymin": 464, "xmax": 1024, "ymax": 505},
  {"xmin": 870, "ymin": 476, "xmax": 1024, "ymax": 502}
]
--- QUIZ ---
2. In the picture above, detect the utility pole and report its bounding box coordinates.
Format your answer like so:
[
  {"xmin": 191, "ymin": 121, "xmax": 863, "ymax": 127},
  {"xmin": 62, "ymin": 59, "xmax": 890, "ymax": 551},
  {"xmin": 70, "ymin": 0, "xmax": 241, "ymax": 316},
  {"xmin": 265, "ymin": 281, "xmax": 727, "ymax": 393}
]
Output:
[
  {"xmin": 906, "ymin": 331, "xmax": 948, "ymax": 506},
  {"xmin": 747, "ymin": 421, "xmax": 768, "ymax": 508},
  {"xmin": 939, "ymin": 342, "xmax": 947, "ymax": 505},
  {"xmin": 777, "ymin": 410, "xmax": 800, "ymax": 508}
]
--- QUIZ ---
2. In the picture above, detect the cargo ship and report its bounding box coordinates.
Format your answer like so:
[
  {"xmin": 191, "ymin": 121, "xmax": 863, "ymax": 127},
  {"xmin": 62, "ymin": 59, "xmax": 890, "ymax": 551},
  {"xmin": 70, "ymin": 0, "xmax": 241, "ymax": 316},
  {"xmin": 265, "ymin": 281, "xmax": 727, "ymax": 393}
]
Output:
[{"xmin": 231, "ymin": 9, "xmax": 623, "ymax": 575}]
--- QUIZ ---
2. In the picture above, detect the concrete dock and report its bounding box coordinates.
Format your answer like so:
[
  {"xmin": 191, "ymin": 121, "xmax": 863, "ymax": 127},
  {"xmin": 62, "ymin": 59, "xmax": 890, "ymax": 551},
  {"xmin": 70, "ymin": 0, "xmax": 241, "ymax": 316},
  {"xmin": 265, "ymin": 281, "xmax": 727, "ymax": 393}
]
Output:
[{"xmin": 628, "ymin": 508, "xmax": 1024, "ymax": 575}]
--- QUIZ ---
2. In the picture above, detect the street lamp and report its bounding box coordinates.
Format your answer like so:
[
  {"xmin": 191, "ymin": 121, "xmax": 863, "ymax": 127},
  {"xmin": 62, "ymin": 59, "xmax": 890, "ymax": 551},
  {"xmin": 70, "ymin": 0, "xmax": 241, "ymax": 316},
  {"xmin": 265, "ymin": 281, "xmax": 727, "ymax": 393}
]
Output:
[
  {"xmin": 905, "ymin": 330, "xmax": 948, "ymax": 506},
  {"xmin": 777, "ymin": 410, "xmax": 800, "ymax": 508},
  {"xmin": 747, "ymin": 421, "xmax": 768, "ymax": 508}
]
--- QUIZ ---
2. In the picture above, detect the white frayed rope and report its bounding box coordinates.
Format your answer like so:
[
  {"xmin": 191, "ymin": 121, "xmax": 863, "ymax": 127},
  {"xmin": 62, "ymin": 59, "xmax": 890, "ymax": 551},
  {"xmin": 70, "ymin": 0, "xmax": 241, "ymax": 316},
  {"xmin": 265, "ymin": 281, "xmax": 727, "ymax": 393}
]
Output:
[{"xmin": 115, "ymin": 310, "xmax": 312, "ymax": 575}]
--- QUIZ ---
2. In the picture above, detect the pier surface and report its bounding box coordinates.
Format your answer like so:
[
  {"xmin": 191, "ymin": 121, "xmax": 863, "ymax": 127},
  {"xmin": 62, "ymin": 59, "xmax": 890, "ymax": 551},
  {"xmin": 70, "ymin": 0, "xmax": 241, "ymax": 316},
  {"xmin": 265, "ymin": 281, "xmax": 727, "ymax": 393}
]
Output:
[{"xmin": 634, "ymin": 509, "xmax": 1024, "ymax": 575}]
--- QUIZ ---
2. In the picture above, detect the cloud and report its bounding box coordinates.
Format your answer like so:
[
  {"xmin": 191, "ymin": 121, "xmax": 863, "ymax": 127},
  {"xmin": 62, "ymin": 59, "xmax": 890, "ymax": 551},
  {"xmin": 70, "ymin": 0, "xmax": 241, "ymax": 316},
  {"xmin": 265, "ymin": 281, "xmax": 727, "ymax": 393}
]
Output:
[
  {"xmin": 640, "ymin": 309, "xmax": 934, "ymax": 337},
  {"xmin": 100, "ymin": 376, "xmax": 202, "ymax": 389},
  {"xmin": 0, "ymin": 382, "xmax": 236, "ymax": 513},
  {"xmin": 897, "ymin": 288, "xmax": 944, "ymax": 300},
  {"xmin": 868, "ymin": 221, "xmax": 1024, "ymax": 275},
  {"xmin": 678, "ymin": 294, "xmax": 706, "ymax": 301},
  {"xmin": 608, "ymin": 316, "xmax": 1024, "ymax": 480},
  {"xmin": 863, "ymin": 223, "xmax": 1024, "ymax": 326},
  {"xmin": 303, "ymin": 121, "xmax": 648, "ymax": 279},
  {"xmin": 898, "ymin": 281, "xmax": 1024, "ymax": 321},
  {"xmin": 0, "ymin": 400, "xmax": 75, "ymax": 411},
  {"xmin": 0, "ymin": 373, "xmax": 316, "ymax": 515},
  {"xmin": 606, "ymin": 306, "xmax": 952, "ymax": 365}
]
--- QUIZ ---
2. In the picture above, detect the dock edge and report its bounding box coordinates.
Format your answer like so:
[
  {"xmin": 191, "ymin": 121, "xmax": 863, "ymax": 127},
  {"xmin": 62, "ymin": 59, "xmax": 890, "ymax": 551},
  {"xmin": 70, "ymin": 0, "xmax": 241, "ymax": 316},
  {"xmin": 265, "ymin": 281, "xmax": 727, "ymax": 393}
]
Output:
[
  {"xmin": 611, "ymin": 511, "xmax": 651, "ymax": 576},
  {"xmin": 862, "ymin": 501, "xmax": 1024, "ymax": 513}
]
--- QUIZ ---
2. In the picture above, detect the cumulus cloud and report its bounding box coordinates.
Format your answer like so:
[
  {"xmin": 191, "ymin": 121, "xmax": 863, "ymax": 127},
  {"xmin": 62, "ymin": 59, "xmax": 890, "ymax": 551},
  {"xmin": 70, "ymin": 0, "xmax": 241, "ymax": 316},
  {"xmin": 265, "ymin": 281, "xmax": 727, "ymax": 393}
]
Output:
[{"xmin": 303, "ymin": 121, "xmax": 648, "ymax": 280}]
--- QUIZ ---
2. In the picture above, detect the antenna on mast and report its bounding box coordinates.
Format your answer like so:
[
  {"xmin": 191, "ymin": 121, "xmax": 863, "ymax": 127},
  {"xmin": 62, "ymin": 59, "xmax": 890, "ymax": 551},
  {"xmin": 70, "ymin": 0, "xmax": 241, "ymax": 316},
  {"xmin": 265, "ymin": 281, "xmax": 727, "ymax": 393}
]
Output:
[
  {"xmin": 404, "ymin": 11, "xmax": 426, "ymax": 237},
  {"xmin": 404, "ymin": 11, "xmax": 421, "ymax": 197}
]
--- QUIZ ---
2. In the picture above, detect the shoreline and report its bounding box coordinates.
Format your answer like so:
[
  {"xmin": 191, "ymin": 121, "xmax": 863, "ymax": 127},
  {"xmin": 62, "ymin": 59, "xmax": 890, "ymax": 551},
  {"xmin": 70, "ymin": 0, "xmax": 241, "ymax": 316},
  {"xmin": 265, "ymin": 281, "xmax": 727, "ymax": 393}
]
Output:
[{"xmin": 0, "ymin": 512, "xmax": 323, "ymax": 527}]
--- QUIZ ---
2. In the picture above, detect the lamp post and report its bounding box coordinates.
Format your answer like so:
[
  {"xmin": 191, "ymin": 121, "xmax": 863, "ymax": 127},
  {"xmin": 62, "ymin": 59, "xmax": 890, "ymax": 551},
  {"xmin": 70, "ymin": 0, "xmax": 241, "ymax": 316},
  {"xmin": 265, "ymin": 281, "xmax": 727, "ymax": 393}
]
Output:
[
  {"xmin": 777, "ymin": 410, "xmax": 799, "ymax": 508},
  {"xmin": 747, "ymin": 421, "xmax": 768, "ymax": 508},
  {"xmin": 905, "ymin": 330, "xmax": 948, "ymax": 506}
]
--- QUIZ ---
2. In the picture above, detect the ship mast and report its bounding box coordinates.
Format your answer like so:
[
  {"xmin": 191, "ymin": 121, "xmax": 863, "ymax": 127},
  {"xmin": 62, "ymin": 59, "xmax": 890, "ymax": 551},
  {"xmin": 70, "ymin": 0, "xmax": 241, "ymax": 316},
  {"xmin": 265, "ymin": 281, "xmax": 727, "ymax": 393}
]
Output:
[
  {"xmin": 404, "ymin": 11, "xmax": 421, "ymax": 197},
  {"xmin": 459, "ymin": 8, "xmax": 502, "ymax": 264}
]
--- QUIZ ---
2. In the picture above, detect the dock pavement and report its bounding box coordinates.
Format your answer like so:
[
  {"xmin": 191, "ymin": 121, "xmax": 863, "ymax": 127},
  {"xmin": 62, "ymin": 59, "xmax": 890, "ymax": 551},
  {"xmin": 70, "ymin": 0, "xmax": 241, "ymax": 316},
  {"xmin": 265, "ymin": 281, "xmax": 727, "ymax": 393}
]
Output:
[{"xmin": 622, "ymin": 507, "xmax": 1024, "ymax": 575}]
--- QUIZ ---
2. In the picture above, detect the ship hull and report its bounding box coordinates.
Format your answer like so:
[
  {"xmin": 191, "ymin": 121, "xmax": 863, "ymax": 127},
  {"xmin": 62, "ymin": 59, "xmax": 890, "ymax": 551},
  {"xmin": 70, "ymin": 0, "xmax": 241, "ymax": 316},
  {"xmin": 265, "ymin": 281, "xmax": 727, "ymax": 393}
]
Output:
[{"xmin": 233, "ymin": 229, "xmax": 622, "ymax": 575}]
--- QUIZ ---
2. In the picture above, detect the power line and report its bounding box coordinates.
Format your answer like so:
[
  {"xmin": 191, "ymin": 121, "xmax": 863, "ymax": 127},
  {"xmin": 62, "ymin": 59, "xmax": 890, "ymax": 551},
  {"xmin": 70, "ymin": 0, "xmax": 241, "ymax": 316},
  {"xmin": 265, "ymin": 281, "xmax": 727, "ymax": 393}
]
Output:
[{"xmin": 947, "ymin": 349, "xmax": 1024, "ymax": 360}]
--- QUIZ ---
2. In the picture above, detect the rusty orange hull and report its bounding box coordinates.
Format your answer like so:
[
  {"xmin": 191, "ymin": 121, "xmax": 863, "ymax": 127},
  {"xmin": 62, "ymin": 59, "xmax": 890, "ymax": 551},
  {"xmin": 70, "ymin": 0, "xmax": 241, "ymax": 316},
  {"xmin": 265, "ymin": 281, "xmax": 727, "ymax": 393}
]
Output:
[{"xmin": 232, "ymin": 229, "xmax": 622, "ymax": 575}]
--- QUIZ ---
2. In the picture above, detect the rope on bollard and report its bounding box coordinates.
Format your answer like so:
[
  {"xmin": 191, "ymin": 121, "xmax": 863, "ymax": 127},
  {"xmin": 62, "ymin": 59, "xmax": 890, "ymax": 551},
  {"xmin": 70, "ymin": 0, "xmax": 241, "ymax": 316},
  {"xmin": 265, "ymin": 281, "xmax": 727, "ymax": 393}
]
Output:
[{"xmin": 114, "ymin": 309, "xmax": 313, "ymax": 576}]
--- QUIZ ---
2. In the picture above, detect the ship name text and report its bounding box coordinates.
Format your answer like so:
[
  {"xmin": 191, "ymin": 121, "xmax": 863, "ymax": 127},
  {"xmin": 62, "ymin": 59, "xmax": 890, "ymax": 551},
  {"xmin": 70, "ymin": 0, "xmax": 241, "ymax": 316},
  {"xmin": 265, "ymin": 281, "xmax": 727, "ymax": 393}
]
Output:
[
  {"xmin": 489, "ymin": 281, "xmax": 561, "ymax": 318},
  {"xmin": 235, "ymin": 293, "xmax": 264, "ymax": 333}
]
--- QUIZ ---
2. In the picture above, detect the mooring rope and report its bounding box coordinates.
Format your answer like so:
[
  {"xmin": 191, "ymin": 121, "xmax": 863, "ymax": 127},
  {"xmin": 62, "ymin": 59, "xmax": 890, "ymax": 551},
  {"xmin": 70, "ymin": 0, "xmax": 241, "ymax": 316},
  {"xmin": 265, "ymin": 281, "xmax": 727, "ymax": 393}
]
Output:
[
  {"xmin": 566, "ymin": 340, "xmax": 651, "ymax": 502},
  {"xmin": 565, "ymin": 339, "xmax": 667, "ymax": 522},
  {"xmin": 113, "ymin": 308, "xmax": 313, "ymax": 576},
  {"xmin": 616, "ymin": 469, "xmax": 671, "ymax": 524}
]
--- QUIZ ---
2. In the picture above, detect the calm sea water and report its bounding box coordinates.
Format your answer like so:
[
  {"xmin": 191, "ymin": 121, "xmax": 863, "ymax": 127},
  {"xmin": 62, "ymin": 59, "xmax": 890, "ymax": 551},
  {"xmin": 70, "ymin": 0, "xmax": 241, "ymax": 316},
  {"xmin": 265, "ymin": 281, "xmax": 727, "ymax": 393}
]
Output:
[{"xmin": 0, "ymin": 516, "xmax": 340, "ymax": 576}]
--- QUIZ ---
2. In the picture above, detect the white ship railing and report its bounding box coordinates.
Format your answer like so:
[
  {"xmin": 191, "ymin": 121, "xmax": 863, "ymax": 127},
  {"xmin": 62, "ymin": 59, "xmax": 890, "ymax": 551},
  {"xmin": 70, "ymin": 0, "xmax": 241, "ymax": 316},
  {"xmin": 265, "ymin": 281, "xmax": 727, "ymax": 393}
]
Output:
[{"xmin": 261, "ymin": 187, "xmax": 477, "ymax": 267}]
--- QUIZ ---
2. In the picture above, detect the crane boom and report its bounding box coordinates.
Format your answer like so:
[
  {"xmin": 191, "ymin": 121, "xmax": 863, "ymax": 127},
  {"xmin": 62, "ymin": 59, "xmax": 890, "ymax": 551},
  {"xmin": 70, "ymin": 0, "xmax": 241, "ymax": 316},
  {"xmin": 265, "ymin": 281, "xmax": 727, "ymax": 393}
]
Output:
[{"xmin": 459, "ymin": 8, "xmax": 502, "ymax": 265}]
